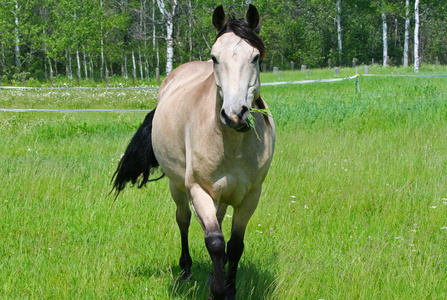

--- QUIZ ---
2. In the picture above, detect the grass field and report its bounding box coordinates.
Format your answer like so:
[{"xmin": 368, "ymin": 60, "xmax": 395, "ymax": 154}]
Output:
[{"xmin": 1, "ymin": 66, "xmax": 446, "ymax": 299}]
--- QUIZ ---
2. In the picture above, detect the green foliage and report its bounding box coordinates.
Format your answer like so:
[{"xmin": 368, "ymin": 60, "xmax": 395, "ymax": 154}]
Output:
[{"xmin": 0, "ymin": 0, "xmax": 446, "ymax": 81}]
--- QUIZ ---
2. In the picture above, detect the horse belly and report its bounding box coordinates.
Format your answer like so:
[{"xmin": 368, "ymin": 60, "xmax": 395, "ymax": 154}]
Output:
[{"xmin": 151, "ymin": 107, "xmax": 188, "ymax": 192}]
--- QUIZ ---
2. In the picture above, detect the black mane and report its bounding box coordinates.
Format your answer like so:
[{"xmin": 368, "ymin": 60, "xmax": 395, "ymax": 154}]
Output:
[{"xmin": 215, "ymin": 17, "xmax": 266, "ymax": 63}]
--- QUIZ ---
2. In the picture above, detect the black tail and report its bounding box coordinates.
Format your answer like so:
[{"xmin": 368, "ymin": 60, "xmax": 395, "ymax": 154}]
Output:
[{"xmin": 111, "ymin": 109, "xmax": 164, "ymax": 197}]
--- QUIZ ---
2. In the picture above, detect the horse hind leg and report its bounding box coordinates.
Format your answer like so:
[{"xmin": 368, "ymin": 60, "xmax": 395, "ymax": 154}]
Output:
[{"xmin": 170, "ymin": 181, "xmax": 192, "ymax": 279}]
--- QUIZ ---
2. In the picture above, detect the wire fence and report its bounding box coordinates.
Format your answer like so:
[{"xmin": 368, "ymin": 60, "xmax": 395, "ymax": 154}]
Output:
[
  {"xmin": 0, "ymin": 86, "xmax": 158, "ymax": 90},
  {"xmin": 1, "ymin": 73, "xmax": 446, "ymax": 113},
  {"xmin": 0, "ymin": 109, "xmax": 152, "ymax": 113}
]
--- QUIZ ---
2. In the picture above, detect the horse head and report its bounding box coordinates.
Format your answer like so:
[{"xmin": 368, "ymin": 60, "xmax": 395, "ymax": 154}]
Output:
[{"xmin": 211, "ymin": 5, "xmax": 265, "ymax": 132}]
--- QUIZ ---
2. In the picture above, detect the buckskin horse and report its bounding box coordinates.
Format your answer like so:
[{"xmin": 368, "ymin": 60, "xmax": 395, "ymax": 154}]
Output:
[{"xmin": 112, "ymin": 5, "xmax": 275, "ymax": 299}]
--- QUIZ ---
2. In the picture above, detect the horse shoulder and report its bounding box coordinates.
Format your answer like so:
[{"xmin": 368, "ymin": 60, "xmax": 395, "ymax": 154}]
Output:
[{"xmin": 158, "ymin": 61, "xmax": 213, "ymax": 104}]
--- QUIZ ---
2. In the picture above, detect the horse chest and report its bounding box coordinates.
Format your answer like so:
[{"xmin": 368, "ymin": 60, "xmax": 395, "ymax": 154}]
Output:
[{"xmin": 190, "ymin": 143, "xmax": 266, "ymax": 205}]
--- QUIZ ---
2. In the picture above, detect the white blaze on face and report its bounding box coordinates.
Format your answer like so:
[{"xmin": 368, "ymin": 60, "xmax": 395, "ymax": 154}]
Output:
[{"xmin": 211, "ymin": 32, "xmax": 261, "ymax": 131}]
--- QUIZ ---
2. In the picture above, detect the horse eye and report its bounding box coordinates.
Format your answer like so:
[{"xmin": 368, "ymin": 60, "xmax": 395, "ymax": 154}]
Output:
[
  {"xmin": 211, "ymin": 56, "xmax": 218, "ymax": 64},
  {"xmin": 252, "ymin": 54, "xmax": 260, "ymax": 63}
]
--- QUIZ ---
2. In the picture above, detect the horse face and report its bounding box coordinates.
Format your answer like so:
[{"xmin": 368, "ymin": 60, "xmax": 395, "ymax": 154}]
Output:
[
  {"xmin": 211, "ymin": 34, "xmax": 261, "ymax": 132},
  {"xmin": 211, "ymin": 5, "xmax": 262, "ymax": 132}
]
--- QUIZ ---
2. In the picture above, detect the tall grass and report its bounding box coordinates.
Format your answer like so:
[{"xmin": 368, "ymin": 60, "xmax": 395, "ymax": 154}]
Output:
[{"xmin": 1, "ymin": 67, "xmax": 446, "ymax": 299}]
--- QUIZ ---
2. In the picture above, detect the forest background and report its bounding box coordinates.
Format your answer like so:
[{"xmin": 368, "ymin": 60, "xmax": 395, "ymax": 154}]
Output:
[{"xmin": 0, "ymin": 0, "xmax": 446, "ymax": 84}]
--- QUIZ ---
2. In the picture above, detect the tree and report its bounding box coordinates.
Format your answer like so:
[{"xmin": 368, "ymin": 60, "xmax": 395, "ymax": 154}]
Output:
[
  {"xmin": 337, "ymin": 0, "xmax": 343, "ymax": 66},
  {"xmin": 157, "ymin": 0, "xmax": 177, "ymax": 75},
  {"xmin": 403, "ymin": 0, "xmax": 410, "ymax": 67},
  {"xmin": 414, "ymin": 0, "xmax": 419, "ymax": 72},
  {"xmin": 382, "ymin": 2, "xmax": 388, "ymax": 66}
]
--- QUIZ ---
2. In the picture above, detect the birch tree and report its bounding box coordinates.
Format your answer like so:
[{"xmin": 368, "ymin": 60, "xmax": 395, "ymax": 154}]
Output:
[
  {"xmin": 382, "ymin": 3, "xmax": 388, "ymax": 67},
  {"xmin": 157, "ymin": 0, "xmax": 177, "ymax": 75},
  {"xmin": 403, "ymin": 0, "xmax": 410, "ymax": 67},
  {"xmin": 336, "ymin": 0, "xmax": 342, "ymax": 66},
  {"xmin": 414, "ymin": 0, "xmax": 419, "ymax": 73},
  {"xmin": 100, "ymin": 0, "xmax": 105, "ymax": 80},
  {"xmin": 13, "ymin": 0, "xmax": 21, "ymax": 69}
]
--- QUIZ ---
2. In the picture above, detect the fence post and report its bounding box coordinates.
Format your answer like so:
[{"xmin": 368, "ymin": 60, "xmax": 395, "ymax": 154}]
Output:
[
  {"xmin": 22, "ymin": 71, "xmax": 26, "ymax": 87},
  {"xmin": 273, "ymin": 67, "xmax": 279, "ymax": 74},
  {"xmin": 364, "ymin": 66, "xmax": 369, "ymax": 74},
  {"xmin": 355, "ymin": 75, "xmax": 360, "ymax": 94},
  {"xmin": 301, "ymin": 65, "xmax": 306, "ymax": 72},
  {"xmin": 328, "ymin": 59, "xmax": 332, "ymax": 68},
  {"xmin": 334, "ymin": 67, "xmax": 340, "ymax": 75},
  {"xmin": 436, "ymin": 57, "xmax": 439, "ymax": 68},
  {"xmin": 156, "ymin": 68, "xmax": 160, "ymax": 85},
  {"xmin": 372, "ymin": 58, "xmax": 375, "ymax": 65}
]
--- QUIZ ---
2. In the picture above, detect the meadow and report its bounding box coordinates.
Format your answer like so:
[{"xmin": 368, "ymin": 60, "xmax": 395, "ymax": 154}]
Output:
[{"xmin": 1, "ymin": 66, "xmax": 446, "ymax": 299}]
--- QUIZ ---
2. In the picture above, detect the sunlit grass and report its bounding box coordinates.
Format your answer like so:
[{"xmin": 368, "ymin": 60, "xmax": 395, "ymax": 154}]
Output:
[{"xmin": 1, "ymin": 66, "xmax": 446, "ymax": 298}]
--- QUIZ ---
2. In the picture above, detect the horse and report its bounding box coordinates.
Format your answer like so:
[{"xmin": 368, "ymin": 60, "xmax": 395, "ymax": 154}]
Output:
[{"xmin": 112, "ymin": 5, "xmax": 275, "ymax": 300}]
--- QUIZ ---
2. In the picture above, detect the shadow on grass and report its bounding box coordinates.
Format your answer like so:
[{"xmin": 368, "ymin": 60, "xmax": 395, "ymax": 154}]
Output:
[{"xmin": 132, "ymin": 259, "xmax": 276, "ymax": 299}]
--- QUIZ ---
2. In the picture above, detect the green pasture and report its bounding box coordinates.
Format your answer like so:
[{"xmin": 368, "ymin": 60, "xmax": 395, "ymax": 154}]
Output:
[{"xmin": 1, "ymin": 66, "xmax": 446, "ymax": 299}]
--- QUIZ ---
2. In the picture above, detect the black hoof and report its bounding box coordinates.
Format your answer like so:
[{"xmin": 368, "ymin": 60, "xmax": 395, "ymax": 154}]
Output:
[{"xmin": 179, "ymin": 270, "xmax": 192, "ymax": 283}]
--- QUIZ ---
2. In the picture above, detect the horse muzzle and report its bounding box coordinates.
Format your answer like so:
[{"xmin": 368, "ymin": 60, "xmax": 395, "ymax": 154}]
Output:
[{"xmin": 220, "ymin": 106, "xmax": 251, "ymax": 132}]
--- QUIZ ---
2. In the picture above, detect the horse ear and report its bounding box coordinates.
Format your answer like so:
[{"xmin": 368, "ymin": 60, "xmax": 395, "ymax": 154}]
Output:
[
  {"xmin": 213, "ymin": 5, "xmax": 226, "ymax": 32},
  {"xmin": 246, "ymin": 4, "xmax": 260, "ymax": 31}
]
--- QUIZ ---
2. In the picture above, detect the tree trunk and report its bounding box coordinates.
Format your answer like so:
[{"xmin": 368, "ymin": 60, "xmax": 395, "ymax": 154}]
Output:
[
  {"xmin": 100, "ymin": 0, "xmax": 105, "ymax": 80},
  {"xmin": 66, "ymin": 49, "xmax": 70, "ymax": 78},
  {"xmin": 48, "ymin": 57, "xmax": 54, "ymax": 87},
  {"xmin": 157, "ymin": 45, "xmax": 160, "ymax": 69},
  {"xmin": 145, "ymin": 54, "xmax": 150, "ymax": 81},
  {"xmin": 132, "ymin": 50, "xmax": 137, "ymax": 84},
  {"xmin": 382, "ymin": 8, "xmax": 388, "ymax": 67},
  {"xmin": 139, "ymin": 50, "xmax": 143, "ymax": 79},
  {"xmin": 188, "ymin": 0, "xmax": 193, "ymax": 61},
  {"xmin": 152, "ymin": 0, "xmax": 156, "ymax": 49},
  {"xmin": 89, "ymin": 55, "xmax": 94, "ymax": 79},
  {"xmin": 403, "ymin": 0, "xmax": 410, "ymax": 67},
  {"xmin": 76, "ymin": 43, "xmax": 81, "ymax": 85},
  {"xmin": 414, "ymin": 0, "xmax": 420, "ymax": 73},
  {"xmin": 165, "ymin": 22, "xmax": 174, "ymax": 75},
  {"xmin": 157, "ymin": 0, "xmax": 178, "ymax": 75},
  {"xmin": 124, "ymin": 53, "xmax": 128, "ymax": 79},
  {"xmin": 14, "ymin": 1, "xmax": 21, "ymax": 70},
  {"xmin": 336, "ymin": 0, "xmax": 342, "ymax": 66},
  {"xmin": 83, "ymin": 48, "xmax": 88, "ymax": 79}
]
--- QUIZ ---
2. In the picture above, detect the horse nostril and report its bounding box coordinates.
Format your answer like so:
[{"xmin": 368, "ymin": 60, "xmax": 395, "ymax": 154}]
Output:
[
  {"xmin": 240, "ymin": 106, "xmax": 250, "ymax": 120},
  {"xmin": 221, "ymin": 109, "xmax": 227, "ymax": 119},
  {"xmin": 220, "ymin": 109, "xmax": 230, "ymax": 124}
]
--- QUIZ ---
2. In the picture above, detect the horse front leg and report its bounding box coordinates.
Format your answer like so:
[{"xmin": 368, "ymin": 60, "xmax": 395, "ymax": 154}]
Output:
[
  {"xmin": 226, "ymin": 189, "xmax": 261, "ymax": 300},
  {"xmin": 189, "ymin": 185, "xmax": 227, "ymax": 300},
  {"xmin": 170, "ymin": 181, "xmax": 192, "ymax": 279}
]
